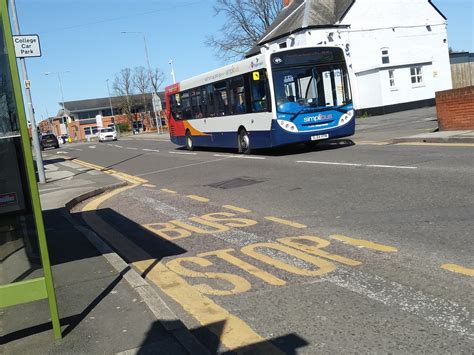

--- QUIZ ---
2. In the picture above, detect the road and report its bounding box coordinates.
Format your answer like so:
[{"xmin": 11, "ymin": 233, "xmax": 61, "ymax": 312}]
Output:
[{"xmin": 56, "ymin": 109, "xmax": 473, "ymax": 353}]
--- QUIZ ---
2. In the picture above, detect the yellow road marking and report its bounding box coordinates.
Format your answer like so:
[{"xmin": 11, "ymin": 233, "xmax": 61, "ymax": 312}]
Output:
[
  {"xmin": 355, "ymin": 141, "xmax": 389, "ymax": 145},
  {"xmin": 222, "ymin": 205, "xmax": 251, "ymax": 213},
  {"xmin": 330, "ymin": 234, "xmax": 398, "ymax": 252},
  {"xmin": 83, "ymin": 211, "xmax": 277, "ymax": 352},
  {"xmin": 146, "ymin": 263, "xmax": 280, "ymax": 352},
  {"xmin": 198, "ymin": 249, "xmax": 286, "ymax": 286},
  {"xmin": 73, "ymin": 159, "xmax": 148, "ymax": 185},
  {"xmin": 264, "ymin": 216, "xmax": 307, "ymax": 229},
  {"xmin": 396, "ymin": 142, "xmax": 474, "ymax": 148},
  {"xmin": 143, "ymin": 183, "xmax": 156, "ymax": 188},
  {"xmin": 186, "ymin": 195, "xmax": 210, "ymax": 202},
  {"xmin": 82, "ymin": 184, "xmax": 137, "ymax": 212},
  {"xmin": 441, "ymin": 264, "xmax": 474, "ymax": 277},
  {"xmin": 161, "ymin": 188, "xmax": 177, "ymax": 194}
]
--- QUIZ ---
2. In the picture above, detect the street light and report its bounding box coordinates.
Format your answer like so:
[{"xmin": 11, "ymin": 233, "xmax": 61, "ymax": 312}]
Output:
[
  {"xmin": 105, "ymin": 79, "xmax": 116, "ymax": 130},
  {"xmin": 169, "ymin": 59, "xmax": 176, "ymax": 84},
  {"xmin": 121, "ymin": 31, "xmax": 162, "ymax": 133},
  {"xmin": 44, "ymin": 71, "xmax": 69, "ymax": 117}
]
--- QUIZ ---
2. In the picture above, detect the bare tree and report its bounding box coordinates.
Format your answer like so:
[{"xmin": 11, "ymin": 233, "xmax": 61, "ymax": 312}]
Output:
[
  {"xmin": 206, "ymin": 0, "xmax": 283, "ymax": 61},
  {"xmin": 133, "ymin": 66, "xmax": 151, "ymax": 122},
  {"xmin": 149, "ymin": 68, "xmax": 165, "ymax": 93},
  {"xmin": 113, "ymin": 68, "xmax": 135, "ymax": 124}
]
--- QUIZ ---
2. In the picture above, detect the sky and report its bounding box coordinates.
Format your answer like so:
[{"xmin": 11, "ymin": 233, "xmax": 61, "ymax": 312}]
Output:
[{"xmin": 8, "ymin": 0, "xmax": 474, "ymax": 121}]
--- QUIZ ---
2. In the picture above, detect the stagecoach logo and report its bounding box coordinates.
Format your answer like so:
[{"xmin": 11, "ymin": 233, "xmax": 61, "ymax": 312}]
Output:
[
  {"xmin": 250, "ymin": 57, "xmax": 263, "ymax": 69},
  {"xmin": 273, "ymin": 57, "xmax": 283, "ymax": 64},
  {"xmin": 303, "ymin": 114, "xmax": 333, "ymax": 123}
]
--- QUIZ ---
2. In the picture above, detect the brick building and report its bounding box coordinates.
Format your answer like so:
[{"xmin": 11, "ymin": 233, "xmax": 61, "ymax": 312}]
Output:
[{"xmin": 39, "ymin": 92, "xmax": 167, "ymax": 141}]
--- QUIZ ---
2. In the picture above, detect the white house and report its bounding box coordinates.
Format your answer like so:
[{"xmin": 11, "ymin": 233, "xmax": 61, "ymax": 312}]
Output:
[{"xmin": 246, "ymin": 0, "xmax": 452, "ymax": 115}]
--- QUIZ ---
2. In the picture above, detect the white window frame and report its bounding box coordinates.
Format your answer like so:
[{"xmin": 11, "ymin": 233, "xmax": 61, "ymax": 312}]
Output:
[
  {"xmin": 381, "ymin": 48, "xmax": 390, "ymax": 64},
  {"xmin": 388, "ymin": 70, "xmax": 397, "ymax": 90},
  {"xmin": 410, "ymin": 66, "xmax": 424, "ymax": 87}
]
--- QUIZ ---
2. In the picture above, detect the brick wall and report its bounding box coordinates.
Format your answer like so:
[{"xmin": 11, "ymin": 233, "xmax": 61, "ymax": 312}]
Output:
[{"xmin": 436, "ymin": 86, "xmax": 474, "ymax": 131}]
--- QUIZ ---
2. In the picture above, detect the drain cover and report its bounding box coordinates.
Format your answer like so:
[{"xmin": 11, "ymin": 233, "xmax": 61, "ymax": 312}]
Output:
[{"xmin": 207, "ymin": 177, "xmax": 264, "ymax": 189}]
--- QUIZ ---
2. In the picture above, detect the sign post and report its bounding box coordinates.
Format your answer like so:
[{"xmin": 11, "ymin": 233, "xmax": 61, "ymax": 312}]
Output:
[{"xmin": 152, "ymin": 92, "xmax": 162, "ymax": 134}]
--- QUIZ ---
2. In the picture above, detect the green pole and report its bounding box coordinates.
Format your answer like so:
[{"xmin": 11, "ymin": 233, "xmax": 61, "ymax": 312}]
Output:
[{"xmin": 1, "ymin": 0, "xmax": 62, "ymax": 340}]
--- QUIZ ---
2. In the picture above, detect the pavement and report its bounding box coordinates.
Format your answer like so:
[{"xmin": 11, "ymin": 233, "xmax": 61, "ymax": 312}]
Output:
[{"xmin": 1, "ymin": 155, "xmax": 206, "ymax": 355}]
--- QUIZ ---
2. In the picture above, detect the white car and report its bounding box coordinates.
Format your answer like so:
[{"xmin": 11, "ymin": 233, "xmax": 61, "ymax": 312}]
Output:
[{"xmin": 98, "ymin": 128, "xmax": 117, "ymax": 142}]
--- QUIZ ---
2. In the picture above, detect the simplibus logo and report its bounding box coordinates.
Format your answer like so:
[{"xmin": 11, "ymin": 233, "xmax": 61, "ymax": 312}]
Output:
[{"xmin": 303, "ymin": 114, "xmax": 333, "ymax": 123}]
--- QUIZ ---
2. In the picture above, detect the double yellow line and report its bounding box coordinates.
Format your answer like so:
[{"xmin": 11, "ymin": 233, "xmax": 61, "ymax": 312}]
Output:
[{"xmin": 74, "ymin": 159, "xmax": 148, "ymax": 185}]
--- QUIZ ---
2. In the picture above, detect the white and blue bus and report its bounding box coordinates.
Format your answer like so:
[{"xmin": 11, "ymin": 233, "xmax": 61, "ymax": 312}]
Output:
[{"xmin": 165, "ymin": 46, "xmax": 354, "ymax": 154}]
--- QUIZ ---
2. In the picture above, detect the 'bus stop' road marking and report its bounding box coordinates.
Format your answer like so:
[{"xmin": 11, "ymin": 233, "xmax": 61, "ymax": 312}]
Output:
[
  {"xmin": 441, "ymin": 264, "xmax": 474, "ymax": 277},
  {"xmin": 264, "ymin": 216, "xmax": 307, "ymax": 229},
  {"xmin": 330, "ymin": 234, "xmax": 398, "ymax": 252}
]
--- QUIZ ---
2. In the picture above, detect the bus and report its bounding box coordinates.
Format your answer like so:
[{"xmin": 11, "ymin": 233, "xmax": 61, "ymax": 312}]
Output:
[{"xmin": 165, "ymin": 46, "xmax": 354, "ymax": 154}]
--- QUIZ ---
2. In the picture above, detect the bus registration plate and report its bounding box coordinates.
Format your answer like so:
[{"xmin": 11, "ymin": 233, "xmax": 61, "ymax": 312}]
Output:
[{"xmin": 311, "ymin": 134, "xmax": 329, "ymax": 141}]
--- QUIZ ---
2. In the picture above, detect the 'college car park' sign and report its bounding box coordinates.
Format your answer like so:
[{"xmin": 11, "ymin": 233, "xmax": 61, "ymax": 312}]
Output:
[{"xmin": 13, "ymin": 34, "xmax": 41, "ymax": 58}]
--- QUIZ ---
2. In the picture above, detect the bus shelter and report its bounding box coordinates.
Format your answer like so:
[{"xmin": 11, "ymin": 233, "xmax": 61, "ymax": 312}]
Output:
[{"xmin": 0, "ymin": 1, "xmax": 61, "ymax": 340}]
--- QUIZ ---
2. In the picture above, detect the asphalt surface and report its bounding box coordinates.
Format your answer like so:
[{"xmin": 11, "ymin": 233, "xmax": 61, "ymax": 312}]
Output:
[{"xmin": 58, "ymin": 108, "xmax": 473, "ymax": 353}]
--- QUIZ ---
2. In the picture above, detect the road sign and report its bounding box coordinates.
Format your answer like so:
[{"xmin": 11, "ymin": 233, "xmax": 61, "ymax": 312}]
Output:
[{"xmin": 13, "ymin": 34, "xmax": 41, "ymax": 58}]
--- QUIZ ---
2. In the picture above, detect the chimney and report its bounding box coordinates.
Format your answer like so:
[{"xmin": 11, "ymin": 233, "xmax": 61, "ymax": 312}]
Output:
[{"xmin": 283, "ymin": 0, "xmax": 294, "ymax": 7}]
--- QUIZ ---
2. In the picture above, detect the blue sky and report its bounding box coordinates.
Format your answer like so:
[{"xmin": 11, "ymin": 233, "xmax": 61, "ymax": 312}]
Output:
[{"xmin": 10, "ymin": 0, "xmax": 474, "ymax": 120}]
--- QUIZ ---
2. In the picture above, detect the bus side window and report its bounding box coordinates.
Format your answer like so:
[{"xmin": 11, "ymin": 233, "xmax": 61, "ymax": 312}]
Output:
[
  {"xmin": 214, "ymin": 81, "xmax": 230, "ymax": 116},
  {"xmin": 250, "ymin": 70, "xmax": 268, "ymax": 113},
  {"xmin": 170, "ymin": 93, "xmax": 182, "ymax": 120},
  {"xmin": 206, "ymin": 84, "xmax": 216, "ymax": 117},
  {"xmin": 191, "ymin": 89, "xmax": 203, "ymax": 119},
  {"xmin": 200, "ymin": 86, "xmax": 208, "ymax": 117},
  {"xmin": 229, "ymin": 76, "xmax": 246, "ymax": 115},
  {"xmin": 181, "ymin": 91, "xmax": 192, "ymax": 120}
]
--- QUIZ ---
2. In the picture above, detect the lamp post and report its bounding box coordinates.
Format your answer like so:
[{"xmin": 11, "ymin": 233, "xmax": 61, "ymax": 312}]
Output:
[
  {"xmin": 45, "ymin": 71, "xmax": 70, "ymax": 141},
  {"xmin": 105, "ymin": 79, "xmax": 115, "ymax": 124},
  {"xmin": 169, "ymin": 59, "xmax": 176, "ymax": 84},
  {"xmin": 121, "ymin": 31, "xmax": 162, "ymax": 133},
  {"xmin": 44, "ymin": 71, "xmax": 69, "ymax": 116},
  {"xmin": 9, "ymin": 0, "xmax": 45, "ymax": 183}
]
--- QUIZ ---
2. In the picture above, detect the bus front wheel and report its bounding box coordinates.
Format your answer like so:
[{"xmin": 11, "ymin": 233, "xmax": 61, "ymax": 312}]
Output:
[
  {"xmin": 185, "ymin": 131, "xmax": 194, "ymax": 151},
  {"xmin": 238, "ymin": 129, "xmax": 251, "ymax": 154}
]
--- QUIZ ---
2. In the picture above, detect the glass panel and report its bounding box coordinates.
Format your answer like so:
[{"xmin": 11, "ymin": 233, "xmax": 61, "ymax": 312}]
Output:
[{"xmin": 1, "ymin": 15, "xmax": 43, "ymax": 285}]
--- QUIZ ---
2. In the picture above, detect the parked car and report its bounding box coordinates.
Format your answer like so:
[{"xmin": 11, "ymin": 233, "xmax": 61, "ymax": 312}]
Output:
[
  {"xmin": 40, "ymin": 133, "xmax": 59, "ymax": 150},
  {"xmin": 98, "ymin": 127, "xmax": 117, "ymax": 142}
]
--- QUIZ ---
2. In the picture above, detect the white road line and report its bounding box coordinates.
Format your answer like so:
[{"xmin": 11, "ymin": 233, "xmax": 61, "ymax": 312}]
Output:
[
  {"xmin": 297, "ymin": 160, "xmax": 362, "ymax": 167},
  {"xmin": 88, "ymin": 145, "xmax": 96, "ymax": 149},
  {"xmin": 137, "ymin": 157, "xmax": 231, "ymax": 177},
  {"xmin": 56, "ymin": 151, "xmax": 68, "ymax": 154},
  {"xmin": 367, "ymin": 164, "xmax": 417, "ymax": 169},
  {"xmin": 143, "ymin": 149, "xmax": 160, "ymax": 152},
  {"xmin": 115, "ymin": 145, "xmax": 123, "ymax": 148},
  {"xmin": 126, "ymin": 147, "xmax": 138, "ymax": 150},
  {"xmin": 168, "ymin": 151, "xmax": 197, "ymax": 155},
  {"xmin": 213, "ymin": 154, "xmax": 266, "ymax": 160},
  {"xmin": 297, "ymin": 161, "xmax": 418, "ymax": 169}
]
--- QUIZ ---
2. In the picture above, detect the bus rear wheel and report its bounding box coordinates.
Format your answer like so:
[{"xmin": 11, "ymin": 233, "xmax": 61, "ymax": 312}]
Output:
[
  {"xmin": 185, "ymin": 131, "xmax": 194, "ymax": 151},
  {"xmin": 238, "ymin": 129, "xmax": 251, "ymax": 154}
]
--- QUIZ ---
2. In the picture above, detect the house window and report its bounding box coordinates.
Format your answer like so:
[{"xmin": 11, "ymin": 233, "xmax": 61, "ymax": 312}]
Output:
[
  {"xmin": 410, "ymin": 66, "xmax": 423, "ymax": 85},
  {"xmin": 389, "ymin": 70, "xmax": 396, "ymax": 89},
  {"xmin": 381, "ymin": 48, "xmax": 390, "ymax": 64}
]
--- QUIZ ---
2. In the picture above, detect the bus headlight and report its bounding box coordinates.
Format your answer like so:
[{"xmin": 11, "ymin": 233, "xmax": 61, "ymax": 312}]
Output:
[
  {"xmin": 338, "ymin": 110, "xmax": 354, "ymax": 126},
  {"xmin": 277, "ymin": 120, "xmax": 298, "ymax": 132}
]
